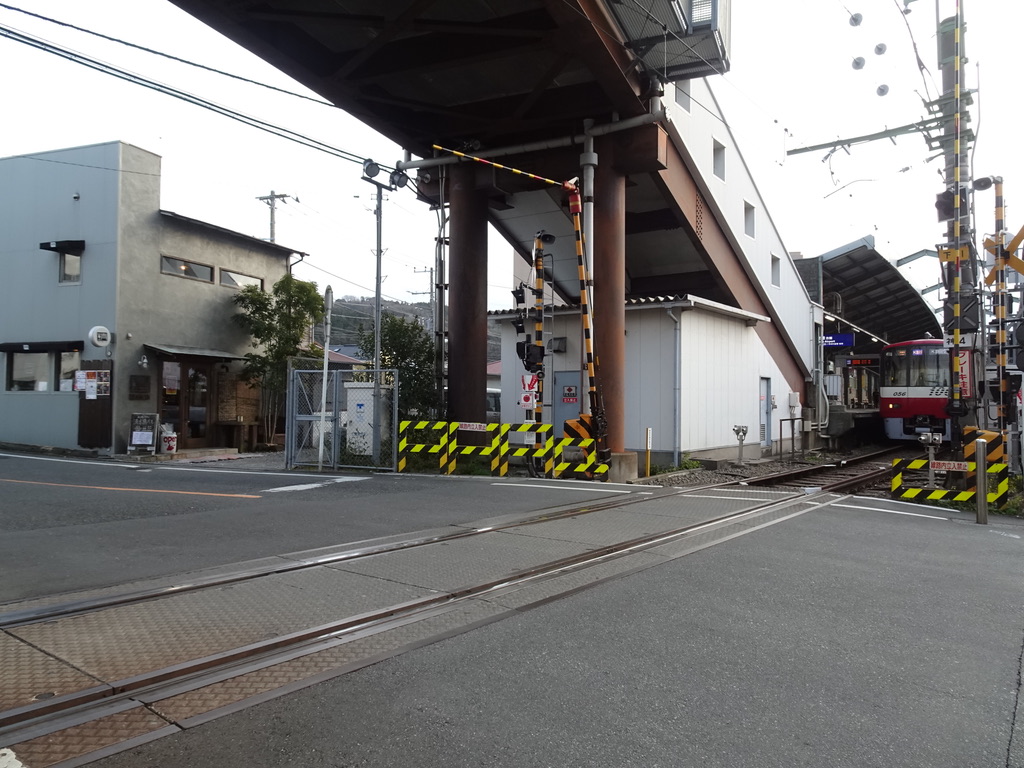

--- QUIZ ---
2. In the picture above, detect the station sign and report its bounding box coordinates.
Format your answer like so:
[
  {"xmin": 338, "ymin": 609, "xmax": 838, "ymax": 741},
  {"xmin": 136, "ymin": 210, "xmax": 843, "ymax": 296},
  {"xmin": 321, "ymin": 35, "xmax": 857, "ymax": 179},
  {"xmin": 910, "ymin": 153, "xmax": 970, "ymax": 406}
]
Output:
[{"xmin": 824, "ymin": 333, "xmax": 854, "ymax": 347}]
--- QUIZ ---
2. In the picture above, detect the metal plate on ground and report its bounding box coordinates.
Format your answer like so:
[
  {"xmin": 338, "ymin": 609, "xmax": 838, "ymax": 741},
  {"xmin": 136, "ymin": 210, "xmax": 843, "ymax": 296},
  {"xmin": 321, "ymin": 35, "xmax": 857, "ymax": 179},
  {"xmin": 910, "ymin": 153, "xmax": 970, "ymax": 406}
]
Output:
[
  {"xmin": 149, "ymin": 599, "xmax": 509, "ymax": 725},
  {"xmin": 505, "ymin": 508, "xmax": 691, "ymax": 547},
  {"xmin": 11, "ymin": 567, "xmax": 434, "ymax": 683},
  {"xmin": 5, "ymin": 705, "xmax": 174, "ymax": 768},
  {"xmin": 0, "ymin": 632, "xmax": 103, "ymax": 713},
  {"xmin": 330, "ymin": 533, "xmax": 591, "ymax": 592}
]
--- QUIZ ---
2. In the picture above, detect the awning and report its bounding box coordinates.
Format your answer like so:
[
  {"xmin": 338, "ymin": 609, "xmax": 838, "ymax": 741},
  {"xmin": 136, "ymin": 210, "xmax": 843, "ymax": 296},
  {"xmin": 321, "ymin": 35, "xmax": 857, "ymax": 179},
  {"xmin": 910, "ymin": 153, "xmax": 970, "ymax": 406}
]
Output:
[{"xmin": 144, "ymin": 343, "xmax": 246, "ymax": 360}]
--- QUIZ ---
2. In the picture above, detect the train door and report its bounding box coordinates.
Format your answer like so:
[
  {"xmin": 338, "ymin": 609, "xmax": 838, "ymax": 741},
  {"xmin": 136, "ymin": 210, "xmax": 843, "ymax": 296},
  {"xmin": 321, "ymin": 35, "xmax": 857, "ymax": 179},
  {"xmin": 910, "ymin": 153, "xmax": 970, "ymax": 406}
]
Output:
[{"xmin": 760, "ymin": 377, "xmax": 772, "ymax": 448}]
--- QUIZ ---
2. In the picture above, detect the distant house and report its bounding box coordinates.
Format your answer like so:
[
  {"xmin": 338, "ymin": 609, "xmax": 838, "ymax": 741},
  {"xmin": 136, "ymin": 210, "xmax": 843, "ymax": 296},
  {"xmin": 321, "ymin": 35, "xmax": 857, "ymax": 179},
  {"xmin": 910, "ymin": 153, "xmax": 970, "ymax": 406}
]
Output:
[{"xmin": 0, "ymin": 142, "xmax": 294, "ymax": 455}]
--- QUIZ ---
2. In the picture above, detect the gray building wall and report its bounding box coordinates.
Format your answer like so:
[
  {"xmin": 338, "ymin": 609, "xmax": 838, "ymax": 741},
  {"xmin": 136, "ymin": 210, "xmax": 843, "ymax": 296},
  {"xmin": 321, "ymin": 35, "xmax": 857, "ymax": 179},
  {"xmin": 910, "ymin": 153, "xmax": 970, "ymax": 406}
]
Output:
[{"xmin": 0, "ymin": 141, "xmax": 292, "ymax": 453}]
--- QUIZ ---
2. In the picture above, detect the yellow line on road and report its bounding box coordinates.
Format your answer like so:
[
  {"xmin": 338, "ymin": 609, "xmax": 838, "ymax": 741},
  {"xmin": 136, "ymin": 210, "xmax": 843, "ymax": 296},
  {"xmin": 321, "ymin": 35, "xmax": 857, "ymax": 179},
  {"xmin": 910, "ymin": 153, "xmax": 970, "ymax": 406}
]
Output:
[{"xmin": 0, "ymin": 478, "xmax": 261, "ymax": 498}]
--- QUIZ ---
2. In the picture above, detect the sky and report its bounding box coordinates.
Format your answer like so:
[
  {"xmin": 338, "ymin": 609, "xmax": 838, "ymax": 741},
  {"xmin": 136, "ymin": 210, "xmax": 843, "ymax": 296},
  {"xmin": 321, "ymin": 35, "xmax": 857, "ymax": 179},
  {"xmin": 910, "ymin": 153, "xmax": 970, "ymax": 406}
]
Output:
[{"xmin": 0, "ymin": 0, "xmax": 1019, "ymax": 310}]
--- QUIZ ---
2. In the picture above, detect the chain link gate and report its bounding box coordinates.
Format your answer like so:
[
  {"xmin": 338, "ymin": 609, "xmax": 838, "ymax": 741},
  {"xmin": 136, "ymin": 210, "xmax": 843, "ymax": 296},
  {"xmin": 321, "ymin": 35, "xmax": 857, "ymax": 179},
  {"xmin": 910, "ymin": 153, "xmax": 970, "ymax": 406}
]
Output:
[{"xmin": 285, "ymin": 368, "xmax": 399, "ymax": 471}]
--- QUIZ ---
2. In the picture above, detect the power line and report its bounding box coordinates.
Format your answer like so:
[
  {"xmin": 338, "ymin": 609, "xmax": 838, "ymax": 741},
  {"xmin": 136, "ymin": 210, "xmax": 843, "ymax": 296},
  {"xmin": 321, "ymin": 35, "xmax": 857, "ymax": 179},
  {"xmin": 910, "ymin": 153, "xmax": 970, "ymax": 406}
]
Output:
[
  {"xmin": 0, "ymin": 2, "xmax": 336, "ymax": 106},
  {"xmin": 0, "ymin": 23, "xmax": 367, "ymax": 165}
]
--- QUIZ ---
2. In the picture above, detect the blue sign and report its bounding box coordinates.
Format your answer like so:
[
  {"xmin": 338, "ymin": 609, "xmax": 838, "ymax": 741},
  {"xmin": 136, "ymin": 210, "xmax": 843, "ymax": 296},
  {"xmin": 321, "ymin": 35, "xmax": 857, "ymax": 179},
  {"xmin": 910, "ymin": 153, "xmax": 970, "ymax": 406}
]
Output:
[{"xmin": 824, "ymin": 333, "xmax": 854, "ymax": 347}]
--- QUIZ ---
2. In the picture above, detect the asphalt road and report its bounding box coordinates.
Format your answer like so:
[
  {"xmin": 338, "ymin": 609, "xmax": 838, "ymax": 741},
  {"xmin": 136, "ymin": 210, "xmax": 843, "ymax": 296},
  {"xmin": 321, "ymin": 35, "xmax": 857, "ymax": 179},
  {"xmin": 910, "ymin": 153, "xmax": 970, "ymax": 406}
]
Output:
[
  {"xmin": 90, "ymin": 499, "xmax": 1024, "ymax": 768},
  {"xmin": 0, "ymin": 451, "xmax": 660, "ymax": 603}
]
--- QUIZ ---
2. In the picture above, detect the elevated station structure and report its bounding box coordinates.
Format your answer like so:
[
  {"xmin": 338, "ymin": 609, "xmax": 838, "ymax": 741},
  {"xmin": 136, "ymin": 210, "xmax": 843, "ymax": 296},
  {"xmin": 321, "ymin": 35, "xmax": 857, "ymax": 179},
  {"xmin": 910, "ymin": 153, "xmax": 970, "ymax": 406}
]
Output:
[{"xmin": 168, "ymin": 0, "xmax": 824, "ymax": 466}]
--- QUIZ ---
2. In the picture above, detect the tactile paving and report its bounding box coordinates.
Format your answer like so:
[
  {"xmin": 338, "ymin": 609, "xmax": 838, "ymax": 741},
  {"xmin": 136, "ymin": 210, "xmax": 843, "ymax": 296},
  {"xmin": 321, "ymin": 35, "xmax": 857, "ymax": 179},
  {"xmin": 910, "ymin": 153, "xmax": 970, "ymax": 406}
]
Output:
[
  {"xmin": 6, "ymin": 706, "xmax": 171, "ymax": 767},
  {"xmin": 0, "ymin": 632, "xmax": 102, "ymax": 712},
  {"xmin": 330, "ymin": 532, "xmax": 591, "ymax": 592},
  {"xmin": 11, "ymin": 567, "xmax": 434, "ymax": 682}
]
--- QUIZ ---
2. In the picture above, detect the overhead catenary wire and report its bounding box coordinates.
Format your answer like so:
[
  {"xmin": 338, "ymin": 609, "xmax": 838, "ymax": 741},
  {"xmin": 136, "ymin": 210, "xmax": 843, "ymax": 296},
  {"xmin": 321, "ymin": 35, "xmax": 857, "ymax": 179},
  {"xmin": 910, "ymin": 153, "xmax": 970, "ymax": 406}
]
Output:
[
  {"xmin": 0, "ymin": 2, "xmax": 336, "ymax": 107},
  {"xmin": 0, "ymin": 23, "xmax": 367, "ymax": 165}
]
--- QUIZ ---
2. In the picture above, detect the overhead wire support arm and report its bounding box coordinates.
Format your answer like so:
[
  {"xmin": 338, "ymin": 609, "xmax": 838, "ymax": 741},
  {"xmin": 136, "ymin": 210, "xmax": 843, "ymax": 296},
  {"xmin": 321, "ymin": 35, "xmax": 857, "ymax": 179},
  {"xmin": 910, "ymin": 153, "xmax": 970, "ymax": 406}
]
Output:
[{"xmin": 785, "ymin": 116, "xmax": 947, "ymax": 156}]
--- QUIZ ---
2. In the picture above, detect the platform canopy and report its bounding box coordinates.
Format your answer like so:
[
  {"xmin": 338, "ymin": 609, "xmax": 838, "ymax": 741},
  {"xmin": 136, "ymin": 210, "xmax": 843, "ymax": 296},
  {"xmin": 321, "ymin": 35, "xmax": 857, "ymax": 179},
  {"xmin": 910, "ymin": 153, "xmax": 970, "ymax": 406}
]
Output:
[{"xmin": 800, "ymin": 237, "xmax": 943, "ymax": 354}]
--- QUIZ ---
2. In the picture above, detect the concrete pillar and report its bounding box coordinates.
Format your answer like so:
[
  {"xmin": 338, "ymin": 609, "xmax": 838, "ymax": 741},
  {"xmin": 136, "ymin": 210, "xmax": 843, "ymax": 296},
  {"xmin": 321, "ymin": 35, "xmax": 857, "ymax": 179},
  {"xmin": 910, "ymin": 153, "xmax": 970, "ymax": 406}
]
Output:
[
  {"xmin": 447, "ymin": 162, "xmax": 489, "ymax": 424},
  {"xmin": 593, "ymin": 138, "xmax": 626, "ymax": 454}
]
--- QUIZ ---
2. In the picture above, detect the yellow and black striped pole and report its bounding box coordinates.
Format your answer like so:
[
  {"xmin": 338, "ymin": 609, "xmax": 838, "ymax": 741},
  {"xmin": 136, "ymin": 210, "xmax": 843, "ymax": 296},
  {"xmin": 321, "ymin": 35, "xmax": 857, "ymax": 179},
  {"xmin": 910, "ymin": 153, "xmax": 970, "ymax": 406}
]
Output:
[
  {"xmin": 532, "ymin": 232, "xmax": 548, "ymax": 467},
  {"xmin": 568, "ymin": 188, "xmax": 608, "ymax": 458},
  {"xmin": 994, "ymin": 179, "xmax": 1008, "ymax": 435}
]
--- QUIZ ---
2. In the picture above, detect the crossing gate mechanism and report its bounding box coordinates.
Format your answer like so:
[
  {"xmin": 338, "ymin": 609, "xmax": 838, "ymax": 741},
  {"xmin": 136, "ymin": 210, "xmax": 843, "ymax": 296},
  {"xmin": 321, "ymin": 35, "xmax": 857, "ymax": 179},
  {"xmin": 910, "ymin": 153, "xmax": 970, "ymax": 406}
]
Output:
[{"xmin": 398, "ymin": 420, "xmax": 609, "ymax": 478}]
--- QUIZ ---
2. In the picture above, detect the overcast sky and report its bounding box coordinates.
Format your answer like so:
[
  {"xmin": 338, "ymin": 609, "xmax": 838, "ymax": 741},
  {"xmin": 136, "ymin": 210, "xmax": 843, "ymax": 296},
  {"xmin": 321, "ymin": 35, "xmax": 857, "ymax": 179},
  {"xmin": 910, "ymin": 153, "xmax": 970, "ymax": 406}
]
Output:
[{"xmin": 0, "ymin": 0, "xmax": 1017, "ymax": 310}]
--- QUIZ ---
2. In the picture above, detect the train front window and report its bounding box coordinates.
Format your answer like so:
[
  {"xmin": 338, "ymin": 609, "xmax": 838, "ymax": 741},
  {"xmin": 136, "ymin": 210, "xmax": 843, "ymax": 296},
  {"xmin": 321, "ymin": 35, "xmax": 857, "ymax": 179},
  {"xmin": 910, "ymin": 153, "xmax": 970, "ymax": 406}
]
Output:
[{"xmin": 883, "ymin": 346, "xmax": 949, "ymax": 387}]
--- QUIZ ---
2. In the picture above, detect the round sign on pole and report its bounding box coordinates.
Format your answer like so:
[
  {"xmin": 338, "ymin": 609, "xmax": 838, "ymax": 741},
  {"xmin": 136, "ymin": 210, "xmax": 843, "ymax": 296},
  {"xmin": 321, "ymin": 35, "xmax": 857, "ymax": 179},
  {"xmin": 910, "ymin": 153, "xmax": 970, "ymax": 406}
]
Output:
[{"xmin": 518, "ymin": 391, "xmax": 536, "ymax": 408}]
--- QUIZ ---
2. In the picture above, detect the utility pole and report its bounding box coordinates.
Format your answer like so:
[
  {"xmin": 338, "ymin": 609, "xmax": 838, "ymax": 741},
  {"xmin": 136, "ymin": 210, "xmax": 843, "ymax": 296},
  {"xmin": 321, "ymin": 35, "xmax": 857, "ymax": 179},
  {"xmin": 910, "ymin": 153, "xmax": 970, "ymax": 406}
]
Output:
[{"xmin": 256, "ymin": 190, "xmax": 297, "ymax": 243}]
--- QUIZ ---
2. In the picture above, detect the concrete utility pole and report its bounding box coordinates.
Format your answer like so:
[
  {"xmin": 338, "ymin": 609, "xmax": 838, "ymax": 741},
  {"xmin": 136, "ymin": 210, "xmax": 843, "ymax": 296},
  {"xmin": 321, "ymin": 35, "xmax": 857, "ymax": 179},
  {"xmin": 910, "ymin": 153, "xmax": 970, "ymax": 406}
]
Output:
[
  {"xmin": 256, "ymin": 190, "xmax": 297, "ymax": 243},
  {"xmin": 410, "ymin": 267, "xmax": 435, "ymax": 332}
]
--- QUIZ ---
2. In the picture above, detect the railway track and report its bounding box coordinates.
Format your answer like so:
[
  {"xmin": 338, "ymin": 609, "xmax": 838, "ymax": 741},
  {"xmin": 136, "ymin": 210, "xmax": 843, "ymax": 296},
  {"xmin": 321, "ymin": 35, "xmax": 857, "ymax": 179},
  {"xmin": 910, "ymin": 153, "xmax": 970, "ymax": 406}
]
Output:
[{"xmin": 0, "ymin": 460, "xmax": 916, "ymax": 764}]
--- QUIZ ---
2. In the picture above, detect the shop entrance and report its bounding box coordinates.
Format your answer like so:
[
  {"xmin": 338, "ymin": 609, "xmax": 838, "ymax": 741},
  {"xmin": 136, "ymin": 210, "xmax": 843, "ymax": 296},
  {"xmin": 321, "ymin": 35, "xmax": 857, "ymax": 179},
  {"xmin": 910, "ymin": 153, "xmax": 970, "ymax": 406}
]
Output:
[{"xmin": 160, "ymin": 360, "xmax": 213, "ymax": 449}]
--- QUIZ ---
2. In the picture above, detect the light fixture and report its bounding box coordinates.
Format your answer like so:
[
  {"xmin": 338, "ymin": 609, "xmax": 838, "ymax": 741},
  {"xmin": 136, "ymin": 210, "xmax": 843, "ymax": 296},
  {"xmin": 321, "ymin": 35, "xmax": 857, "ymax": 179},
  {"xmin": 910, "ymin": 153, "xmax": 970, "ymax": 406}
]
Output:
[
  {"xmin": 389, "ymin": 170, "xmax": 409, "ymax": 188},
  {"xmin": 362, "ymin": 158, "xmax": 380, "ymax": 179},
  {"xmin": 511, "ymin": 285, "xmax": 526, "ymax": 304},
  {"xmin": 138, "ymin": 354, "xmax": 149, "ymax": 369}
]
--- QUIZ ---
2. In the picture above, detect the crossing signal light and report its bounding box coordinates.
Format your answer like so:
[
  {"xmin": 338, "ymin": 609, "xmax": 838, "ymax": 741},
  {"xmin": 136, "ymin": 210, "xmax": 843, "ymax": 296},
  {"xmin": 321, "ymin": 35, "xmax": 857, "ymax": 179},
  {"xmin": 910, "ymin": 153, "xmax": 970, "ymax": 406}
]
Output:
[
  {"xmin": 935, "ymin": 190, "xmax": 955, "ymax": 222},
  {"xmin": 516, "ymin": 341, "xmax": 545, "ymax": 373}
]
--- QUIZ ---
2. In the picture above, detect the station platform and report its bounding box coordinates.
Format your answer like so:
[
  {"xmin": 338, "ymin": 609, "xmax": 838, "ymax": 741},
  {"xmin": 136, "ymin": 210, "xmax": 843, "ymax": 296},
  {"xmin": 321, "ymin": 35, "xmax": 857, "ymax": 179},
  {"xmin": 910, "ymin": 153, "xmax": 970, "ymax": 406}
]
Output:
[{"xmin": 2, "ymin": 486, "xmax": 1022, "ymax": 767}]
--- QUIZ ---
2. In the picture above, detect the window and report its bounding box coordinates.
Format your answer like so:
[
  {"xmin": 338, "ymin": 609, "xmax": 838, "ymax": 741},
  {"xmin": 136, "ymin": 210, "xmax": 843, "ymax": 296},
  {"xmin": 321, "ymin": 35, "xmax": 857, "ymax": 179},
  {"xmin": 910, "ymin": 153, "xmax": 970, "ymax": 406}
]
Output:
[
  {"xmin": 6, "ymin": 352, "xmax": 50, "ymax": 391},
  {"xmin": 713, "ymin": 140, "xmax": 726, "ymax": 180},
  {"xmin": 161, "ymin": 256, "xmax": 213, "ymax": 282},
  {"xmin": 59, "ymin": 253, "xmax": 81, "ymax": 284},
  {"xmin": 744, "ymin": 202, "xmax": 756, "ymax": 237},
  {"xmin": 220, "ymin": 270, "xmax": 263, "ymax": 290},
  {"xmin": 58, "ymin": 351, "xmax": 80, "ymax": 391},
  {"xmin": 771, "ymin": 254, "xmax": 781, "ymax": 287},
  {"xmin": 674, "ymin": 80, "xmax": 691, "ymax": 112}
]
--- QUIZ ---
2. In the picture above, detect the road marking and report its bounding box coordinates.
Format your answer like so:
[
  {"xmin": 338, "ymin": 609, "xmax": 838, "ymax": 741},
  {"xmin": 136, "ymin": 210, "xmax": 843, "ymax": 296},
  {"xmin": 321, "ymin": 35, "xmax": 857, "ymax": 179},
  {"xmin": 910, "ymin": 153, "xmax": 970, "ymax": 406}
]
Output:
[
  {"xmin": 681, "ymin": 493, "xmax": 776, "ymax": 501},
  {"xmin": 0, "ymin": 453, "xmax": 355, "ymax": 479},
  {"xmin": 832, "ymin": 502, "xmax": 948, "ymax": 520},
  {"xmin": 0, "ymin": 749, "xmax": 28, "ymax": 768},
  {"xmin": 490, "ymin": 483, "xmax": 631, "ymax": 494},
  {"xmin": 0, "ymin": 478, "xmax": 260, "ymax": 498},
  {"xmin": 262, "ymin": 478, "xmax": 367, "ymax": 492}
]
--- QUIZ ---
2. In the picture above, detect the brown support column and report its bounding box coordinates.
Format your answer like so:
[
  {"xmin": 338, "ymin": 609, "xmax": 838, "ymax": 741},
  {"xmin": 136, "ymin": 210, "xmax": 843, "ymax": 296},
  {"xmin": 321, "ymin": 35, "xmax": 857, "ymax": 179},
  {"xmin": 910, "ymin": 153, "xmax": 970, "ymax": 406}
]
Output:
[
  {"xmin": 446, "ymin": 162, "xmax": 489, "ymax": 425},
  {"xmin": 593, "ymin": 138, "xmax": 627, "ymax": 455}
]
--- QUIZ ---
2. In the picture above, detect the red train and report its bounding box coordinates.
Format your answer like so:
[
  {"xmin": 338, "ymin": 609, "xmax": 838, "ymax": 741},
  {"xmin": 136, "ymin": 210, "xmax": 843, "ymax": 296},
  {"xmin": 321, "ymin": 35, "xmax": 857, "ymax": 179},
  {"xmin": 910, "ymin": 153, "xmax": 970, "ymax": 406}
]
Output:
[{"xmin": 878, "ymin": 339, "xmax": 978, "ymax": 441}]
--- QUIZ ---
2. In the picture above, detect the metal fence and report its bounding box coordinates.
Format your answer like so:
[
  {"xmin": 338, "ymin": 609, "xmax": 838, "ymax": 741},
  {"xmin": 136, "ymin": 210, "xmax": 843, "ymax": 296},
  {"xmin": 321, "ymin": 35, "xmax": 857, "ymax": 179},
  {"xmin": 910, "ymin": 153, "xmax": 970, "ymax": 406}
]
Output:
[{"xmin": 285, "ymin": 368, "xmax": 399, "ymax": 471}]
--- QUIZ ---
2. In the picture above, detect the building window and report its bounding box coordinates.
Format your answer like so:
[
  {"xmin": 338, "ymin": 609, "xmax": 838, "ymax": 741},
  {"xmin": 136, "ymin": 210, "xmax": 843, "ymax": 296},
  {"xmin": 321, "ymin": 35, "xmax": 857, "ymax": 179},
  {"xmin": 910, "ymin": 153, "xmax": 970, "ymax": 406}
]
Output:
[
  {"xmin": 161, "ymin": 256, "xmax": 213, "ymax": 282},
  {"xmin": 59, "ymin": 253, "xmax": 81, "ymax": 284},
  {"xmin": 220, "ymin": 270, "xmax": 263, "ymax": 290},
  {"xmin": 6, "ymin": 352, "xmax": 50, "ymax": 391},
  {"xmin": 674, "ymin": 80, "xmax": 691, "ymax": 112},
  {"xmin": 771, "ymin": 254, "xmax": 782, "ymax": 287},
  {"xmin": 58, "ymin": 351, "xmax": 80, "ymax": 391},
  {"xmin": 744, "ymin": 202, "xmax": 756, "ymax": 237},
  {"xmin": 713, "ymin": 140, "xmax": 726, "ymax": 180}
]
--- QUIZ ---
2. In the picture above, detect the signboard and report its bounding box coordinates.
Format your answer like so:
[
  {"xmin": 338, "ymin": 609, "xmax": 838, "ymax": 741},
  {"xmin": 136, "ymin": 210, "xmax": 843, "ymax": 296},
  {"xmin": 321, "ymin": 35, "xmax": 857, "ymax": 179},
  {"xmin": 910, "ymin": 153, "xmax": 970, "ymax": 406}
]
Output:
[
  {"xmin": 930, "ymin": 460, "xmax": 969, "ymax": 472},
  {"xmin": 518, "ymin": 391, "xmax": 536, "ymax": 408},
  {"xmin": 521, "ymin": 374, "xmax": 539, "ymax": 392},
  {"xmin": 128, "ymin": 412, "xmax": 159, "ymax": 453},
  {"xmin": 824, "ymin": 333, "xmax": 854, "ymax": 348},
  {"xmin": 561, "ymin": 384, "xmax": 578, "ymax": 404},
  {"xmin": 458, "ymin": 422, "xmax": 489, "ymax": 432}
]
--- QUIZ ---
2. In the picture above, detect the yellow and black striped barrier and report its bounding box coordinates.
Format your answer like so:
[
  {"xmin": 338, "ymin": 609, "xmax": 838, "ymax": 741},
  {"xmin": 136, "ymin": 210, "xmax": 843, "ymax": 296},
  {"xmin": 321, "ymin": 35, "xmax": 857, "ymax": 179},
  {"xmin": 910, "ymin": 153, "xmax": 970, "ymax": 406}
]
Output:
[
  {"xmin": 398, "ymin": 420, "xmax": 609, "ymax": 479},
  {"xmin": 890, "ymin": 458, "xmax": 1008, "ymax": 508}
]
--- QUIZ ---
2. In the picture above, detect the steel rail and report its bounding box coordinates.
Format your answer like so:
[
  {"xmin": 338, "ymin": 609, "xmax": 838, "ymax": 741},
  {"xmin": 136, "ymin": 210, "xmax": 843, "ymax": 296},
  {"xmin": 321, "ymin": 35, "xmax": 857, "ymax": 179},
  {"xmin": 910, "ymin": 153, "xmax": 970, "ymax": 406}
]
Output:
[{"xmin": 1, "ymin": 483, "xmax": 840, "ymax": 736}]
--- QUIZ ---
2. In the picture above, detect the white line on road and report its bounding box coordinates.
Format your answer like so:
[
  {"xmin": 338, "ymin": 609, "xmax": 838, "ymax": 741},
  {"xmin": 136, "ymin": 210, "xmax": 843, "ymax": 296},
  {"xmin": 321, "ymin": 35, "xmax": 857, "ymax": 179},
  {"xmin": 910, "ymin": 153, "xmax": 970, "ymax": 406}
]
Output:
[
  {"xmin": 832, "ymin": 502, "xmax": 948, "ymax": 520},
  {"xmin": 681, "ymin": 494, "xmax": 776, "ymax": 502},
  {"xmin": 490, "ymin": 483, "xmax": 632, "ymax": 494},
  {"xmin": 1, "ymin": 749, "xmax": 28, "ymax": 768},
  {"xmin": 262, "ymin": 478, "xmax": 367, "ymax": 492}
]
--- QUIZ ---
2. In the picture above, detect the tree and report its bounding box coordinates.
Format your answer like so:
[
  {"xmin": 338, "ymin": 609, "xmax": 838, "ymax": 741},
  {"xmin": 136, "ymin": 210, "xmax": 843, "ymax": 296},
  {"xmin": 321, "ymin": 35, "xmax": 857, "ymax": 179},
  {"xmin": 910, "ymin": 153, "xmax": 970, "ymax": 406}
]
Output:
[
  {"xmin": 233, "ymin": 274, "xmax": 324, "ymax": 443},
  {"xmin": 358, "ymin": 313, "xmax": 439, "ymax": 419}
]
